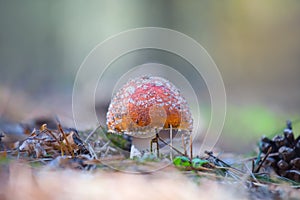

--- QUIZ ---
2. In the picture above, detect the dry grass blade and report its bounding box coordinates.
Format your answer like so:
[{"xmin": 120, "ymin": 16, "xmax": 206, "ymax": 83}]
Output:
[
  {"xmin": 84, "ymin": 124, "xmax": 102, "ymax": 143},
  {"xmin": 238, "ymin": 152, "xmax": 279, "ymax": 163},
  {"xmin": 43, "ymin": 128, "xmax": 68, "ymax": 156},
  {"xmin": 87, "ymin": 143, "xmax": 98, "ymax": 159},
  {"xmin": 244, "ymin": 162, "xmax": 261, "ymax": 184},
  {"xmin": 205, "ymin": 151, "xmax": 244, "ymax": 174},
  {"xmin": 57, "ymin": 123, "xmax": 74, "ymax": 158},
  {"xmin": 157, "ymin": 134, "xmax": 185, "ymax": 156}
]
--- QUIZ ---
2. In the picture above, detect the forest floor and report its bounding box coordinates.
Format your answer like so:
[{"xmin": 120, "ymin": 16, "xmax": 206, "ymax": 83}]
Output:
[{"xmin": 0, "ymin": 118, "xmax": 299, "ymax": 200}]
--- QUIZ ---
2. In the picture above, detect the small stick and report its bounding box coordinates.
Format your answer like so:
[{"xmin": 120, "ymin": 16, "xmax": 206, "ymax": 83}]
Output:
[
  {"xmin": 189, "ymin": 132, "xmax": 193, "ymax": 159},
  {"xmin": 43, "ymin": 127, "xmax": 67, "ymax": 156},
  {"xmin": 238, "ymin": 152, "xmax": 279, "ymax": 163},
  {"xmin": 150, "ymin": 140, "xmax": 153, "ymax": 152},
  {"xmin": 157, "ymin": 135, "xmax": 185, "ymax": 156},
  {"xmin": 56, "ymin": 120, "xmax": 74, "ymax": 158},
  {"xmin": 205, "ymin": 151, "xmax": 244, "ymax": 173},
  {"xmin": 44, "ymin": 129, "xmax": 60, "ymax": 144},
  {"xmin": 253, "ymin": 146, "xmax": 272, "ymax": 173},
  {"xmin": 205, "ymin": 151, "xmax": 230, "ymax": 167},
  {"xmin": 156, "ymin": 132, "xmax": 159, "ymax": 157},
  {"xmin": 87, "ymin": 143, "xmax": 98, "ymax": 159},
  {"xmin": 182, "ymin": 134, "xmax": 187, "ymax": 156},
  {"xmin": 170, "ymin": 125, "xmax": 173, "ymax": 161},
  {"xmin": 244, "ymin": 163, "xmax": 261, "ymax": 184},
  {"xmin": 150, "ymin": 132, "xmax": 159, "ymax": 157},
  {"xmin": 85, "ymin": 124, "xmax": 102, "ymax": 143},
  {"xmin": 53, "ymin": 116, "xmax": 68, "ymax": 156}
]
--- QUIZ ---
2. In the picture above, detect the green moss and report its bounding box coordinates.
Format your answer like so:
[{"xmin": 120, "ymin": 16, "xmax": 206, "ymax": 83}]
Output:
[
  {"xmin": 223, "ymin": 105, "xmax": 282, "ymax": 140},
  {"xmin": 173, "ymin": 156, "xmax": 191, "ymax": 168}
]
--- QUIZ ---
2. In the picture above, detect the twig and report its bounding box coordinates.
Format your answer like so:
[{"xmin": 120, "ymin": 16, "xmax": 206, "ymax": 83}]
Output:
[
  {"xmin": 99, "ymin": 141, "xmax": 110, "ymax": 152},
  {"xmin": 225, "ymin": 170, "xmax": 242, "ymax": 181},
  {"xmin": 43, "ymin": 128, "xmax": 68, "ymax": 156},
  {"xmin": 205, "ymin": 151, "xmax": 244, "ymax": 174},
  {"xmin": 29, "ymin": 158, "xmax": 53, "ymax": 163},
  {"xmin": 104, "ymin": 146, "xmax": 117, "ymax": 157},
  {"xmin": 193, "ymin": 166, "xmax": 215, "ymax": 172},
  {"xmin": 157, "ymin": 135, "xmax": 185, "ymax": 156},
  {"xmin": 195, "ymin": 170, "xmax": 240, "ymax": 181},
  {"xmin": 85, "ymin": 124, "xmax": 102, "ymax": 143},
  {"xmin": 170, "ymin": 125, "xmax": 173, "ymax": 161},
  {"xmin": 214, "ymin": 166, "xmax": 244, "ymax": 175},
  {"xmin": 238, "ymin": 152, "xmax": 279, "ymax": 163},
  {"xmin": 244, "ymin": 162, "xmax": 261, "ymax": 184},
  {"xmin": 205, "ymin": 151, "xmax": 231, "ymax": 167},
  {"xmin": 87, "ymin": 143, "xmax": 98, "ymax": 159},
  {"xmin": 57, "ymin": 121, "xmax": 75, "ymax": 158},
  {"xmin": 189, "ymin": 133, "xmax": 193, "ymax": 159},
  {"xmin": 253, "ymin": 146, "xmax": 272, "ymax": 173},
  {"xmin": 182, "ymin": 134, "xmax": 187, "ymax": 156}
]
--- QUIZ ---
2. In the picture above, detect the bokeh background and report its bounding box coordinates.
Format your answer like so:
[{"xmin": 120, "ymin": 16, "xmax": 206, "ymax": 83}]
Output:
[{"xmin": 1, "ymin": 0, "xmax": 300, "ymax": 153}]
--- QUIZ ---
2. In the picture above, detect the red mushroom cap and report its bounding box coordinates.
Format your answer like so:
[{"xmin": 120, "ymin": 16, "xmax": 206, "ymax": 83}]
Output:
[{"xmin": 106, "ymin": 76, "xmax": 193, "ymax": 136}]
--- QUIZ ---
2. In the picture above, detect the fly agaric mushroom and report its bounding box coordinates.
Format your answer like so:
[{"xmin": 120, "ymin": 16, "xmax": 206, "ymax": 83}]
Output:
[{"xmin": 106, "ymin": 75, "xmax": 193, "ymax": 158}]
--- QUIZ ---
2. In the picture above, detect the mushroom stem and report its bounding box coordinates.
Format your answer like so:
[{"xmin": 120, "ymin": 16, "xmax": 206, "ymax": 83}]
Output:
[
  {"xmin": 190, "ymin": 132, "xmax": 193, "ymax": 159},
  {"xmin": 130, "ymin": 135, "xmax": 156, "ymax": 159}
]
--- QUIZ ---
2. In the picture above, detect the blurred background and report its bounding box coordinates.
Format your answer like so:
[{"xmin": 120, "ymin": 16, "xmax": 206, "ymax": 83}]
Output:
[{"xmin": 0, "ymin": 0, "xmax": 300, "ymax": 153}]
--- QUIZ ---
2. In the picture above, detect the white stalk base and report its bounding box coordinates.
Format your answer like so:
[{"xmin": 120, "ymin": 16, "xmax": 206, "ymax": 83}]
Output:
[{"xmin": 129, "ymin": 136, "xmax": 156, "ymax": 159}]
